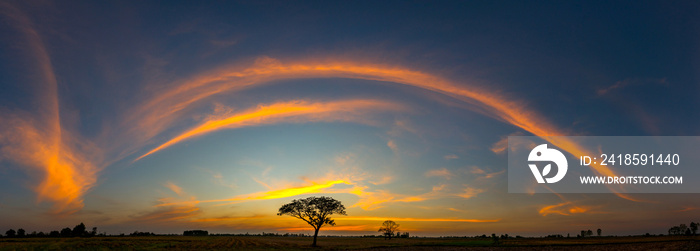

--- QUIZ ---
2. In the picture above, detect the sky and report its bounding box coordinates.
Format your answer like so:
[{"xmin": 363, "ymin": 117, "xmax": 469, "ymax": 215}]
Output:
[{"xmin": 0, "ymin": 0, "xmax": 699, "ymax": 237}]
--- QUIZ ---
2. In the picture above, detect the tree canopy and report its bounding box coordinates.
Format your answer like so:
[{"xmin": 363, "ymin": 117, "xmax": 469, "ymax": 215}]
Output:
[
  {"xmin": 278, "ymin": 196, "xmax": 346, "ymax": 246},
  {"xmin": 378, "ymin": 220, "xmax": 400, "ymax": 239}
]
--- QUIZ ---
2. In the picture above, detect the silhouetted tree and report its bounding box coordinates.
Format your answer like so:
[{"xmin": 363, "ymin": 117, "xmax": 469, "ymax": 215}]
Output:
[
  {"xmin": 49, "ymin": 231, "xmax": 60, "ymax": 237},
  {"xmin": 73, "ymin": 223, "xmax": 87, "ymax": 237},
  {"xmin": 378, "ymin": 220, "xmax": 400, "ymax": 240},
  {"xmin": 17, "ymin": 229, "xmax": 25, "ymax": 237},
  {"xmin": 679, "ymin": 224, "xmax": 688, "ymax": 235},
  {"xmin": 597, "ymin": 228, "xmax": 601, "ymax": 236},
  {"xmin": 60, "ymin": 228, "xmax": 72, "ymax": 237},
  {"xmin": 5, "ymin": 229, "xmax": 16, "ymax": 238},
  {"xmin": 277, "ymin": 196, "xmax": 346, "ymax": 247},
  {"xmin": 691, "ymin": 222, "xmax": 698, "ymax": 235},
  {"xmin": 183, "ymin": 230, "xmax": 209, "ymax": 236},
  {"xmin": 580, "ymin": 230, "xmax": 585, "ymax": 237},
  {"xmin": 130, "ymin": 231, "xmax": 155, "ymax": 236},
  {"xmin": 91, "ymin": 227, "xmax": 98, "ymax": 237},
  {"xmin": 586, "ymin": 229, "xmax": 593, "ymax": 237}
]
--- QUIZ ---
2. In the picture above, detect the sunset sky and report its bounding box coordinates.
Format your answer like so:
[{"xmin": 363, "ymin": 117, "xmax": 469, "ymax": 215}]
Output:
[{"xmin": 1, "ymin": 1, "xmax": 699, "ymax": 237}]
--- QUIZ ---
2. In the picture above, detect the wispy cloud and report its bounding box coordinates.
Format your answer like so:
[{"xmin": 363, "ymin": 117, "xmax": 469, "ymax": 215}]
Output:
[
  {"xmin": 164, "ymin": 182, "xmax": 184, "ymax": 196},
  {"xmin": 135, "ymin": 99, "xmax": 404, "ymax": 161},
  {"xmin": 131, "ymin": 183, "xmax": 200, "ymax": 222},
  {"xmin": 0, "ymin": 2, "xmax": 101, "ymax": 214},
  {"xmin": 490, "ymin": 132, "xmax": 526, "ymax": 154},
  {"xmin": 469, "ymin": 166, "xmax": 504, "ymax": 179},
  {"xmin": 155, "ymin": 179, "xmax": 352, "ymax": 207},
  {"xmin": 597, "ymin": 77, "xmax": 668, "ymax": 96},
  {"xmin": 386, "ymin": 140, "xmax": 399, "ymax": 155},
  {"xmin": 539, "ymin": 201, "xmax": 593, "ymax": 216},
  {"xmin": 457, "ymin": 187, "xmax": 483, "ymax": 199},
  {"xmin": 443, "ymin": 154, "xmax": 459, "ymax": 160},
  {"xmin": 339, "ymin": 216, "xmax": 499, "ymax": 223},
  {"xmin": 425, "ymin": 168, "xmax": 453, "ymax": 180}
]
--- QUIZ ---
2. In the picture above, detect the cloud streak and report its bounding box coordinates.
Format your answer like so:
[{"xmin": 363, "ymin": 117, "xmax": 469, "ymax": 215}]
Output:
[
  {"xmin": 135, "ymin": 99, "xmax": 404, "ymax": 161},
  {"xmin": 338, "ymin": 216, "xmax": 500, "ymax": 223},
  {"xmin": 0, "ymin": 2, "xmax": 101, "ymax": 214}
]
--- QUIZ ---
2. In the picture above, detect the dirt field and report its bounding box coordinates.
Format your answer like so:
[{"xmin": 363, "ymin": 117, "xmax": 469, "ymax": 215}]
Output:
[{"xmin": 0, "ymin": 235, "xmax": 698, "ymax": 250}]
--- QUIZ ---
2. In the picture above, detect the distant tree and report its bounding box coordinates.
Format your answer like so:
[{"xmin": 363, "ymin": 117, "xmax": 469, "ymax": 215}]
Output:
[
  {"xmin": 690, "ymin": 222, "xmax": 698, "ymax": 235},
  {"xmin": 17, "ymin": 229, "xmax": 25, "ymax": 237},
  {"xmin": 61, "ymin": 227, "xmax": 72, "ymax": 237},
  {"xmin": 400, "ymin": 232, "xmax": 410, "ymax": 238},
  {"xmin": 49, "ymin": 231, "xmax": 60, "ymax": 237},
  {"xmin": 277, "ymin": 196, "xmax": 346, "ymax": 247},
  {"xmin": 91, "ymin": 227, "xmax": 98, "ymax": 237},
  {"xmin": 679, "ymin": 224, "xmax": 688, "ymax": 235},
  {"xmin": 586, "ymin": 230, "xmax": 593, "ymax": 237},
  {"xmin": 378, "ymin": 220, "xmax": 400, "ymax": 240},
  {"xmin": 183, "ymin": 230, "xmax": 209, "ymax": 236},
  {"xmin": 73, "ymin": 223, "xmax": 87, "ymax": 237},
  {"xmin": 130, "ymin": 231, "xmax": 155, "ymax": 236},
  {"xmin": 5, "ymin": 229, "xmax": 16, "ymax": 238},
  {"xmin": 580, "ymin": 230, "xmax": 585, "ymax": 237},
  {"xmin": 597, "ymin": 228, "xmax": 601, "ymax": 237}
]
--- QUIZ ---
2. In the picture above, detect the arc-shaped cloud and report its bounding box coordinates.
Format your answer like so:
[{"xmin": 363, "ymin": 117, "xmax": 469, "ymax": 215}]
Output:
[{"xmin": 130, "ymin": 57, "xmax": 617, "ymax": 180}]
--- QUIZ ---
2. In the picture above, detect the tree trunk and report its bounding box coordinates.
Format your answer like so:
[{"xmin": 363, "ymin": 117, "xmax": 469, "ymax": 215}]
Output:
[{"xmin": 312, "ymin": 227, "xmax": 320, "ymax": 247}]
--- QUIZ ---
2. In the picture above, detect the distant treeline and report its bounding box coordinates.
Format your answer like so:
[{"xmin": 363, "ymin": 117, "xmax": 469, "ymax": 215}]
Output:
[
  {"xmin": 668, "ymin": 222, "xmax": 698, "ymax": 236},
  {"xmin": 2, "ymin": 222, "xmax": 698, "ymax": 238},
  {"xmin": 2, "ymin": 223, "xmax": 101, "ymax": 238}
]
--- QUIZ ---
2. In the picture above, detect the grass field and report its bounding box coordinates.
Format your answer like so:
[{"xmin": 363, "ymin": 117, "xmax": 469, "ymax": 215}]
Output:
[{"xmin": 0, "ymin": 235, "xmax": 698, "ymax": 250}]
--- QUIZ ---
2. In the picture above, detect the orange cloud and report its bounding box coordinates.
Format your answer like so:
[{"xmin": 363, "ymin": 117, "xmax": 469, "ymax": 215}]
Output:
[
  {"xmin": 443, "ymin": 154, "xmax": 459, "ymax": 160},
  {"xmin": 131, "ymin": 183, "xmax": 201, "ymax": 222},
  {"xmin": 457, "ymin": 187, "xmax": 484, "ymax": 199},
  {"xmin": 232, "ymin": 180, "xmax": 349, "ymax": 201},
  {"xmin": 425, "ymin": 168, "xmax": 453, "ymax": 179},
  {"xmin": 279, "ymin": 225, "xmax": 372, "ymax": 231},
  {"xmin": 125, "ymin": 57, "xmax": 618, "ymax": 183},
  {"xmin": 156, "ymin": 179, "xmax": 352, "ymax": 207},
  {"xmin": 0, "ymin": 3, "xmax": 100, "ymax": 214},
  {"xmin": 539, "ymin": 202, "xmax": 592, "ymax": 216},
  {"xmin": 386, "ymin": 140, "xmax": 399, "ymax": 154},
  {"xmin": 349, "ymin": 183, "xmax": 472, "ymax": 210},
  {"xmin": 165, "ymin": 182, "xmax": 184, "ymax": 196},
  {"xmin": 132, "ymin": 199, "xmax": 201, "ymax": 222},
  {"xmin": 190, "ymin": 215, "xmax": 266, "ymax": 223},
  {"xmin": 339, "ymin": 216, "xmax": 499, "ymax": 223},
  {"xmin": 135, "ymin": 99, "xmax": 403, "ymax": 161}
]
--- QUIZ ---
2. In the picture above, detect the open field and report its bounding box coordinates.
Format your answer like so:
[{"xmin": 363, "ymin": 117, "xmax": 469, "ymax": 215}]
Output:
[{"xmin": 0, "ymin": 235, "xmax": 699, "ymax": 250}]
